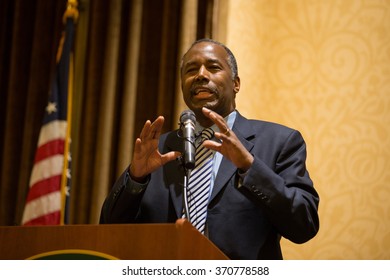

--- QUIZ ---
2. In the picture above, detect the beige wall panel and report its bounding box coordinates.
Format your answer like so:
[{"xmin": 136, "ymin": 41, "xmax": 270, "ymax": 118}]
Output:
[{"xmin": 225, "ymin": 0, "xmax": 390, "ymax": 259}]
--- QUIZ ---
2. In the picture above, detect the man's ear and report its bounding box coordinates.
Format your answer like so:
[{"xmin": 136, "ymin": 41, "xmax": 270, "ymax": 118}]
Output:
[{"xmin": 233, "ymin": 76, "xmax": 240, "ymax": 93}]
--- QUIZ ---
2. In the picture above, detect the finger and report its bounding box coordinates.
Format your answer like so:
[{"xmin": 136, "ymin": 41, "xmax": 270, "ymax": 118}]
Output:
[
  {"xmin": 161, "ymin": 151, "xmax": 182, "ymax": 165},
  {"xmin": 150, "ymin": 116, "xmax": 165, "ymax": 139},
  {"xmin": 202, "ymin": 107, "xmax": 229, "ymax": 134},
  {"xmin": 214, "ymin": 129, "xmax": 234, "ymax": 141},
  {"xmin": 139, "ymin": 120, "xmax": 152, "ymax": 141},
  {"xmin": 142, "ymin": 116, "xmax": 164, "ymax": 140},
  {"xmin": 215, "ymin": 129, "xmax": 231, "ymax": 139},
  {"xmin": 202, "ymin": 139, "xmax": 222, "ymax": 152},
  {"xmin": 132, "ymin": 138, "xmax": 143, "ymax": 157}
]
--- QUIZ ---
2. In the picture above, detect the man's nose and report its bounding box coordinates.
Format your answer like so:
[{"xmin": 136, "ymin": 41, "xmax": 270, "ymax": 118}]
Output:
[{"xmin": 195, "ymin": 65, "xmax": 209, "ymax": 81}]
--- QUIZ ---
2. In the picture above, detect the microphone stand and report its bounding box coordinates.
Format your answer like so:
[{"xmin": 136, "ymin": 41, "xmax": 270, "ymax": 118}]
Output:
[
  {"xmin": 178, "ymin": 112, "xmax": 197, "ymax": 224},
  {"xmin": 179, "ymin": 123, "xmax": 196, "ymax": 224},
  {"xmin": 182, "ymin": 167, "xmax": 191, "ymax": 223}
]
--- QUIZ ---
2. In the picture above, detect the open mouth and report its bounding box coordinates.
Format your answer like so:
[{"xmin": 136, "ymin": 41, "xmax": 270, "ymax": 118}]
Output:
[
  {"xmin": 193, "ymin": 88, "xmax": 214, "ymax": 99},
  {"xmin": 196, "ymin": 93, "xmax": 213, "ymax": 100},
  {"xmin": 194, "ymin": 87, "xmax": 211, "ymax": 94},
  {"xmin": 192, "ymin": 86, "xmax": 215, "ymax": 95}
]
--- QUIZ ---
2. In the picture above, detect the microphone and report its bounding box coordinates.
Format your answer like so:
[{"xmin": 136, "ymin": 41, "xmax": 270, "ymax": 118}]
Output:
[{"xmin": 180, "ymin": 110, "xmax": 196, "ymax": 170}]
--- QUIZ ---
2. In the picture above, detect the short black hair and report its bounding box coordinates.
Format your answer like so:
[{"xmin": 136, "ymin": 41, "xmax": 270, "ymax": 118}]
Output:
[{"xmin": 182, "ymin": 38, "xmax": 238, "ymax": 80}]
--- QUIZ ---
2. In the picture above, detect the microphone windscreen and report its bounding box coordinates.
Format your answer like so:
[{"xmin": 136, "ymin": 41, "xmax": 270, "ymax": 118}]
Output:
[{"xmin": 180, "ymin": 110, "xmax": 196, "ymax": 123}]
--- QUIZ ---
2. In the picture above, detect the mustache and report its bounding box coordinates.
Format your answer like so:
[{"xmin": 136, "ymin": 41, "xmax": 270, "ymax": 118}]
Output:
[{"xmin": 189, "ymin": 83, "xmax": 218, "ymax": 95}]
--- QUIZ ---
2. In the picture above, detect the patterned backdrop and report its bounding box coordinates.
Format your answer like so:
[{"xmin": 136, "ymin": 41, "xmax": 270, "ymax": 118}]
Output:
[{"xmin": 225, "ymin": 0, "xmax": 390, "ymax": 259}]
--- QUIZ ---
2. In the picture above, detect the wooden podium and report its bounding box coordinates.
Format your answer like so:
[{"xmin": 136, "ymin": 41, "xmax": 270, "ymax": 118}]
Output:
[{"xmin": 0, "ymin": 219, "xmax": 228, "ymax": 260}]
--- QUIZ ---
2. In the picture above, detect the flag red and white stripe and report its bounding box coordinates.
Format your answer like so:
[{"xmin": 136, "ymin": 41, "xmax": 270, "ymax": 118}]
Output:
[
  {"xmin": 22, "ymin": 3, "xmax": 76, "ymax": 225},
  {"xmin": 21, "ymin": 120, "xmax": 68, "ymax": 225}
]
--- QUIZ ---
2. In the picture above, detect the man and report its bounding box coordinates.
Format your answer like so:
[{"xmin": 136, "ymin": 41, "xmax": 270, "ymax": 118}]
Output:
[{"xmin": 100, "ymin": 39, "xmax": 320, "ymax": 259}]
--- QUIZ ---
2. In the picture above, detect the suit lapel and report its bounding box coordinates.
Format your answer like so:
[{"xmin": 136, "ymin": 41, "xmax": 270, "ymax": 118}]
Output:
[{"xmin": 209, "ymin": 112, "xmax": 255, "ymax": 202}]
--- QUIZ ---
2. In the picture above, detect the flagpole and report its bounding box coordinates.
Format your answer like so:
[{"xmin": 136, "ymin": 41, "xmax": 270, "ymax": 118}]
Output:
[
  {"xmin": 60, "ymin": 0, "xmax": 78, "ymax": 225},
  {"xmin": 63, "ymin": 0, "xmax": 79, "ymax": 24}
]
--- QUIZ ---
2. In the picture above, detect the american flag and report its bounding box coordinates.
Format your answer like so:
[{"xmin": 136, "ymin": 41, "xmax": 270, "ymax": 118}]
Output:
[{"xmin": 21, "ymin": 7, "xmax": 76, "ymax": 225}]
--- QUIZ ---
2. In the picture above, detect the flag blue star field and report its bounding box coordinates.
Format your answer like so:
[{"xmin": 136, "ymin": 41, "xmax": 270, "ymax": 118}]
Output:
[{"xmin": 22, "ymin": 13, "xmax": 75, "ymax": 225}]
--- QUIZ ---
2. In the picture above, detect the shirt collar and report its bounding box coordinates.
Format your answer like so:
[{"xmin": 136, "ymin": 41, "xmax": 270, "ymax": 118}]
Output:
[{"xmin": 195, "ymin": 110, "xmax": 237, "ymax": 135}]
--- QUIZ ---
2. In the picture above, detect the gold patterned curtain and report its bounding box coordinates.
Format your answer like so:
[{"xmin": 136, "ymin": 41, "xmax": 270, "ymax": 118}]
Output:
[{"xmin": 0, "ymin": 0, "xmax": 217, "ymax": 225}]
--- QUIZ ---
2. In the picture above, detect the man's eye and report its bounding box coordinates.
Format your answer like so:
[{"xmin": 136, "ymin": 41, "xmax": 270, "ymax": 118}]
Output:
[
  {"xmin": 209, "ymin": 65, "xmax": 221, "ymax": 71},
  {"xmin": 186, "ymin": 68, "xmax": 197, "ymax": 73}
]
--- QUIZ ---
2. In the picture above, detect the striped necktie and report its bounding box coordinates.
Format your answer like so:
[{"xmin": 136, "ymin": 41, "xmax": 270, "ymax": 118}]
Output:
[{"xmin": 187, "ymin": 128, "xmax": 214, "ymax": 234}]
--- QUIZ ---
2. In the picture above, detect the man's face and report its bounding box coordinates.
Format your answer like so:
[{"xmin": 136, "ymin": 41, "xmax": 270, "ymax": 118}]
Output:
[{"xmin": 181, "ymin": 42, "xmax": 240, "ymax": 118}]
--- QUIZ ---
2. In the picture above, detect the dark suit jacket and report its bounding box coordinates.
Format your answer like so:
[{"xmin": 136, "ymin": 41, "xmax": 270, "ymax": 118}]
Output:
[{"xmin": 100, "ymin": 111, "xmax": 319, "ymax": 259}]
